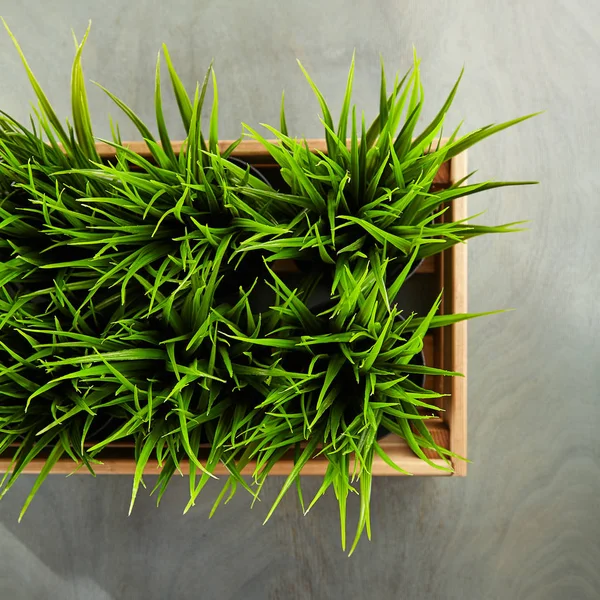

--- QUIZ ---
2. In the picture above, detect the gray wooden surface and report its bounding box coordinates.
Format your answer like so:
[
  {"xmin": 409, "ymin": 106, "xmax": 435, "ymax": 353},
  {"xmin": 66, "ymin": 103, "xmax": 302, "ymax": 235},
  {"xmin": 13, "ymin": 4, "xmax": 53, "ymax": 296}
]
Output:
[{"xmin": 0, "ymin": 1, "xmax": 598, "ymax": 598}]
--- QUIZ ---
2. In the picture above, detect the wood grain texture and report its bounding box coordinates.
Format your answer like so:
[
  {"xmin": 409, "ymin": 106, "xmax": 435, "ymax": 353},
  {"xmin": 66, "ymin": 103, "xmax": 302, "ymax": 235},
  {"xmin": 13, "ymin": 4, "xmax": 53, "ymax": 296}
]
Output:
[
  {"xmin": 447, "ymin": 152, "xmax": 469, "ymax": 474},
  {"xmin": 0, "ymin": 445, "xmax": 450, "ymax": 477},
  {"xmin": 0, "ymin": 1, "xmax": 598, "ymax": 599},
  {"xmin": 93, "ymin": 138, "xmax": 450, "ymax": 185}
]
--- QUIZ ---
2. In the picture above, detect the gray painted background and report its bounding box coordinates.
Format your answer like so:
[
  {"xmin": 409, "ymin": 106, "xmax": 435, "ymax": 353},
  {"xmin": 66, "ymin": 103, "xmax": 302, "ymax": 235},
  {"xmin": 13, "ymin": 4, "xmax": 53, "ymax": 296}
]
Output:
[{"xmin": 0, "ymin": 1, "xmax": 598, "ymax": 599}]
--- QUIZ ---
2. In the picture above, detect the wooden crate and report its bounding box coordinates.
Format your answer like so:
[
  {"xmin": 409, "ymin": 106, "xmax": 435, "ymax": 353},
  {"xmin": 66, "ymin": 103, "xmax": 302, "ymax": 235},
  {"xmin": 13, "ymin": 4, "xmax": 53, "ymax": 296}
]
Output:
[{"xmin": 0, "ymin": 140, "xmax": 468, "ymax": 477}]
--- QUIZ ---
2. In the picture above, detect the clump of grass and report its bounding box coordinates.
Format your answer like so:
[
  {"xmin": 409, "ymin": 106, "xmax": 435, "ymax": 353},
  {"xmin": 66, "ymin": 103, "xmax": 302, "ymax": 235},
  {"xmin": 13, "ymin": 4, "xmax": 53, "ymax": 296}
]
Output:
[
  {"xmin": 236, "ymin": 52, "xmax": 537, "ymax": 289},
  {"xmin": 0, "ymin": 21, "xmax": 280, "ymax": 521},
  {"xmin": 0, "ymin": 22, "xmax": 534, "ymax": 553}
]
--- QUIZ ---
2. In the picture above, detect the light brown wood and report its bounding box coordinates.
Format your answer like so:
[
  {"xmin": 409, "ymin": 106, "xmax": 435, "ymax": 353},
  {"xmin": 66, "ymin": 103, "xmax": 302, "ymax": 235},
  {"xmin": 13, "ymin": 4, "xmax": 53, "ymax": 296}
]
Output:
[
  {"xmin": 0, "ymin": 441, "xmax": 450, "ymax": 476},
  {"xmin": 446, "ymin": 152, "xmax": 469, "ymax": 474},
  {"xmin": 434, "ymin": 251, "xmax": 447, "ymax": 410},
  {"xmin": 95, "ymin": 139, "xmax": 275, "ymax": 162},
  {"xmin": 94, "ymin": 138, "xmax": 451, "ymax": 184}
]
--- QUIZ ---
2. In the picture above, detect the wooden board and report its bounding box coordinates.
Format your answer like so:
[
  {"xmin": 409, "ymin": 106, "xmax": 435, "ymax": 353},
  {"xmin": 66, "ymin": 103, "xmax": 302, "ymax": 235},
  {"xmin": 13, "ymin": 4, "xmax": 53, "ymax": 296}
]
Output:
[{"xmin": 0, "ymin": 140, "xmax": 467, "ymax": 477}]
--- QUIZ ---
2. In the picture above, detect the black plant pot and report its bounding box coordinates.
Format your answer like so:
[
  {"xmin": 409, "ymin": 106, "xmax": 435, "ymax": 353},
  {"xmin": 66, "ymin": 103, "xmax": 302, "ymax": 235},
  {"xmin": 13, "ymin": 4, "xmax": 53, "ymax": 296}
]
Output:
[
  {"xmin": 228, "ymin": 157, "xmax": 270, "ymax": 187},
  {"xmin": 292, "ymin": 250, "xmax": 424, "ymax": 284},
  {"xmin": 85, "ymin": 414, "xmax": 117, "ymax": 442},
  {"xmin": 387, "ymin": 255, "xmax": 425, "ymax": 282}
]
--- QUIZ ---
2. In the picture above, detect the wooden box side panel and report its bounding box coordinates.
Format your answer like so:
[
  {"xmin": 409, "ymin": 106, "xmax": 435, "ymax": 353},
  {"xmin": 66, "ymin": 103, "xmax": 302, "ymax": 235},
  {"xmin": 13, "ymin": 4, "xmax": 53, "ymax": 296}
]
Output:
[
  {"xmin": 0, "ymin": 446, "xmax": 452, "ymax": 477},
  {"xmin": 94, "ymin": 138, "xmax": 451, "ymax": 184},
  {"xmin": 444, "ymin": 152, "xmax": 468, "ymax": 475}
]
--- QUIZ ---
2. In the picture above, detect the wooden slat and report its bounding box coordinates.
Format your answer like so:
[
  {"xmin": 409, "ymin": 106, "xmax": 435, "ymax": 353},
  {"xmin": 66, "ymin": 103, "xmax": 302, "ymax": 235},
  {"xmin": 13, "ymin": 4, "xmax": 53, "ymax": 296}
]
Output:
[
  {"xmin": 423, "ymin": 334, "xmax": 434, "ymax": 372},
  {"xmin": 434, "ymin": 250, "xmax": 447, "ymax": 408},
  {"xmin": 419, "ymin": 420, "xmax": 451, "ymax": 459},
  {"xmin": 0, "ymin": 439, "xmax": 450, "ymax": 476},
  {"xmin": 94, "ymin": 139, "xmax": 452, "ymax": 185},
  {"xmin": 444, "ymin": 152, "xmax": 468, "ymax": 475},
  {"xmin": 418, "ymin": 256, "xmax": 436, "ymax": 274}
]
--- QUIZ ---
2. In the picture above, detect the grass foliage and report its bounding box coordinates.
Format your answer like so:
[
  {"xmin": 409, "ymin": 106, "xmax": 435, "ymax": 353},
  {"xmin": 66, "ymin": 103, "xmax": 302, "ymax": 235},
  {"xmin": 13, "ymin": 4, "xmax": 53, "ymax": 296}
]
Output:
[
  {"xmin": 237, "ymin": 51, "xmax": 537, "ymax": 289},
  {"xmin": 0, "ymin": 22, "xmax": 534, "ymax": 552}
]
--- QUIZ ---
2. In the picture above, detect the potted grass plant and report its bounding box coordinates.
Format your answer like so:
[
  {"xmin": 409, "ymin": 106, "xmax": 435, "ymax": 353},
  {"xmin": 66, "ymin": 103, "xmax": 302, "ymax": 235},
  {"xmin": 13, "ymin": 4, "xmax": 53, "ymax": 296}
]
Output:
[
  {"xmin": 0, "ymin": 22, "xmax": 536, "ymax": 553},
  {"xmin": 235, "ymin": 52, "xmax": 537, "ymax": 290}
]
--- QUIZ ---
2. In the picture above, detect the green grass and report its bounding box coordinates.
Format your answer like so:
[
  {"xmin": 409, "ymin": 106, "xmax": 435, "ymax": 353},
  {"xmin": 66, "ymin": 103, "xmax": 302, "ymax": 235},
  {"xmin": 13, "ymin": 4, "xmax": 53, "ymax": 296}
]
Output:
[
  {"xmin": 236, "ymin": 51, "xmax": 537, "ymax": 290},
  {"xmin": 0, "ymin": 22, "xmax": 535, "ymax": 553}
]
